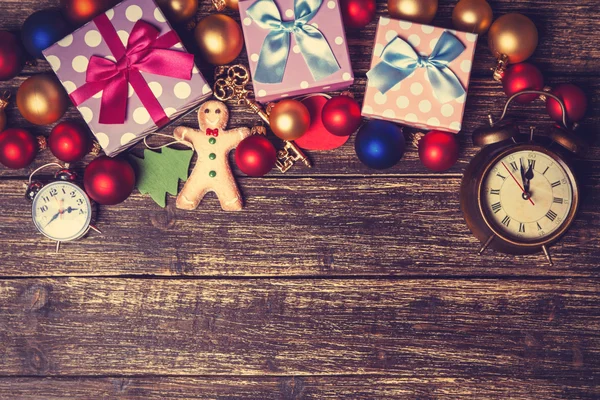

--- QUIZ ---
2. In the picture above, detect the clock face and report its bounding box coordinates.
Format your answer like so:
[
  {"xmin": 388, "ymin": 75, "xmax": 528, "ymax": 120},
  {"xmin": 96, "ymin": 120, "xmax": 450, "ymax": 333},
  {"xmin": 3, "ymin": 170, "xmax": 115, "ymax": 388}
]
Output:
[
  {"xmin": 480, "ymin": 148, "xmax": 576, "ymax": 243},
  {"xmin": 31, "ymin": 181, "xmax": 92, "ymax": 242}
]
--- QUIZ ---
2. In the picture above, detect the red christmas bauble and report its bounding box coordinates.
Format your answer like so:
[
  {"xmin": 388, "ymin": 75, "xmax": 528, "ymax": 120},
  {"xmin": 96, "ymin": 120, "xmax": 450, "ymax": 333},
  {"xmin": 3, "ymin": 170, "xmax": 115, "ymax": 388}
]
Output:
[
  {"xmin": 61, "ymin": 0, "xmax": 119, "ymax": 25},
  {"xmin": 235, "ymin": 135, "xmax": 276, "ymax": 177},
  {"xmin": 340, "ymin": 0, "xmax": 376, "ymax": 29},
  {"xmin": 0, "ymin": 31, "xmax": 25, "ymax": 81},
  {"xmin": 502, "ymin": 63, "xmax": 544, "ymax": 103},
  {"xmin": 296, "ymin": 95, "xmax": 350, "ymax": 150},
  {"xmin": 418, "ymin": 130, "xmax": 459, "ymax": 172},
  {"xmin": 322, "ymin": 95, "xmax": 362, "ymax": 137},
  {"xmin": 49, "ymin": 121, "xmax": 91, "ymax": 163},
  {"xmin": 546, "ymin": 84, "xmax": 588, "ymax": 124},
  {"xmin": 84, "ymin": 156, "xmax": 136, "ymax": 205},
  {"xmin": 0, "ymin": 128, "xmax": 38, "ymax": 169}
]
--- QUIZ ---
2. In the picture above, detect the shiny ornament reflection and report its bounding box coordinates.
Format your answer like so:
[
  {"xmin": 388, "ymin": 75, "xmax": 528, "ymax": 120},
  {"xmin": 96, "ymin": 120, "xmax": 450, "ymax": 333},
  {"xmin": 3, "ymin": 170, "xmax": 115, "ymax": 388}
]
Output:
[
  {"xmin": 156, "ymin": 0, "xmax": 198, "ymax": 23},
  {"xmin": 488, "ymin": 13, "xmax": 538, "ymax": 64},
  {"xmin": 452, "ymin": 0, "xmax": 493, "ymax": 34},
  {"xmin": 17, "ymin": 74, "xmax": 68, "ymax": 126},
  {"xmin": 388, "ymin": 0, "xmax": 438, "ymax": 24},
  {"xmin": 269, "ymin": 99, "xmax": 311, "ymax": 141},
  {"xmin": 195, "ymin": 14, "xmax": 244, "ymax": 65}
]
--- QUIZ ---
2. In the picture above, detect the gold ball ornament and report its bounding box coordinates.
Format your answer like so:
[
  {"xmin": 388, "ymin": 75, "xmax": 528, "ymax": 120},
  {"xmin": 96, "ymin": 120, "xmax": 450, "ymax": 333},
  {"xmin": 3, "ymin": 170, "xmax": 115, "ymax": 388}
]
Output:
[
  {"xmin": 194, "ymin": 14, "xmax": 244, "ymax": 65},
  {"xmin": 488, "ymin": 13, "xmax": 538, "ymax": 64},
  {"xmin": 17, "ymin": 74, "xmax": 67, "ymax": 126},
  {"xmin": 452, "ymin": 0, "xmax": 493, "ymax": 34},
  {"xmin": 269, "ymin": 99, "xmax": 311, "ymax": 141},
  {"xmin": 156, "ymin": 0, "xmax": 198, "ymax": 23},
  {"xmin": 388, "ymin": 0, "xmax": 438, "ymax": 24}
]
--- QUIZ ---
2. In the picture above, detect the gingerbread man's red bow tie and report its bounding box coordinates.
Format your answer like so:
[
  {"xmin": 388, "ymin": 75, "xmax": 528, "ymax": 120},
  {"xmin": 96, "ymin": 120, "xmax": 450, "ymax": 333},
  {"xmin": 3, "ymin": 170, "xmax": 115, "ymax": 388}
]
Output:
[{"xmin": 206, "ymin": 128, "xmax": 219, "ymax": 137}]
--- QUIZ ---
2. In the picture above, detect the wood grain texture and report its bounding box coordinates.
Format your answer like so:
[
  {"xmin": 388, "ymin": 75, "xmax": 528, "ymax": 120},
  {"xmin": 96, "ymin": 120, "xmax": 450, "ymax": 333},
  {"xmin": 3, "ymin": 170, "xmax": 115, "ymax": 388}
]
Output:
[
  {"xmin": 0, "ymin": 278, "xmax": 599, "ymax": 378},
  {"xmin": 1, "ymin": 177, "xmax": 600, "ymax": 277},
  {"xmin": 1, "ymin": 376, "xmax": 599, "ymax": 399}
]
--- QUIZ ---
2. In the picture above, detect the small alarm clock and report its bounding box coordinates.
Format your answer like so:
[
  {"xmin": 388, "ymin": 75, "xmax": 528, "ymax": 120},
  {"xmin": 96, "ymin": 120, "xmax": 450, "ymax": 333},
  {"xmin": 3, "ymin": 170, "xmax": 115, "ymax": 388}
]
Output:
[
  {"xmin": 25, "ymin": 164, "xmax": 99, "ymax": 252},
  {"xmin": 460, "ymin": 90, "xmax": 586, "ymax": 265}
]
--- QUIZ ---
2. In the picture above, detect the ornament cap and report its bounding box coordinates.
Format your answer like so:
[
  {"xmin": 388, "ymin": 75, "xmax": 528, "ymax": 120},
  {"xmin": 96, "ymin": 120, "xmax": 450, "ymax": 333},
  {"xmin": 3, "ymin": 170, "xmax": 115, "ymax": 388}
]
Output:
[
  {"xmin": 472, "ymin": 119, "xmax": 519, "ymax": 147},
  {"xmin": 546, "ymin": 125, "xmax": 587, "ymax": 156}
]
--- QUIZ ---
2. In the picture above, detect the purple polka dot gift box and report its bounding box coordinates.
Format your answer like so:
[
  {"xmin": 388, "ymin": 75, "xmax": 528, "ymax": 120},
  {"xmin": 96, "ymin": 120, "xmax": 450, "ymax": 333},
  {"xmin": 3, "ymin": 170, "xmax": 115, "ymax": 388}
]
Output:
[
  {"xmin": 42, "ymin": 0, "xmax": 212, "ymax": 156},
  {"xmin": 238, "ymin": 0, "xmax": 354, "ymax": 103},
  {"xmin": 362, "ymin": 17, "xmax": 478, "ymax": 133}
]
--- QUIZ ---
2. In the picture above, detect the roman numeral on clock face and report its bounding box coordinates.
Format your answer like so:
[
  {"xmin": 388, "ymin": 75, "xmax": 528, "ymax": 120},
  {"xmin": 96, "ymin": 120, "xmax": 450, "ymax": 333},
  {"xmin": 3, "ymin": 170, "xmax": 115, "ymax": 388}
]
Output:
[
  {"xmin": 537, "ymin": 222, "xmax": 542, "ymax": 231},
  {"xmin": 510, "ymin": 161, "xmax": 518, "ymax": 171},
  {"xmin": 490, "ymin": 189, "xmax": 500, "ymax": 195},
  {"xmin": 528, "ymin": 159, "xmax": 536, "ymax": 170},
  {"xmin": 497, "ymin": 173, "xmax": 506, "ymax": 181},
  {"xmin": 553, "ymin": 197, "xmax": 564, "ymax": 204},
  {"xmin": 491, "ymin": 202, "xmax": 502, "ymax": 213},
  {"xmin": 501, "ymin": 215, "xmax": 511, "ymax": 227},
  {"xmin": 519, "ymin": 223, "xmax": 525, "ymax": 233},
  {"xmin": 546, "ymin": 210, "xmax": 558, "ymax": 222},
  {"xmin": 551, "ymin": 181, "xmax": 561, "ymax": 188}
]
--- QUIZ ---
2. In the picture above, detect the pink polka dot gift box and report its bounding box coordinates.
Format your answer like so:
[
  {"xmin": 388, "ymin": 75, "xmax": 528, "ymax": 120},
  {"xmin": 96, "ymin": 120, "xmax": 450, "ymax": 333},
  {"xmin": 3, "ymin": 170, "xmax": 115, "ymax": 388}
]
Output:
[
  {"xmin": 238, "ymin": 0, "xmax": 354, "ymax": 103},
  {"xmin": 42, "ymin": 0, "xmax": 212, "ymax": 156},
  {"xmin": 362, "ymin": 17, "xmax": 478, "ymax": 133}
]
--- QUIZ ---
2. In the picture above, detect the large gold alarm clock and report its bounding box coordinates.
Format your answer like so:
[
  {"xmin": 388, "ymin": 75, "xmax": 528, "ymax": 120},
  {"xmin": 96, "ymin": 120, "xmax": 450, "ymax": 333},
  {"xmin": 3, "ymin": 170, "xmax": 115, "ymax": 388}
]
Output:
[{"xmin": 460, "ymin": 90, "xmax": 586, "ymax": 265}]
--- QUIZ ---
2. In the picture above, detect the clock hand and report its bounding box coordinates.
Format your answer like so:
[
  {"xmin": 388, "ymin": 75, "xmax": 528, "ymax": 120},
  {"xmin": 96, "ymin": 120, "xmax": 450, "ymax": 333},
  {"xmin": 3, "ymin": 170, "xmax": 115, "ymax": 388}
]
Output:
[
  {"xmin": 523, "ymin": 162, "xmax": 534, "ymax": 194},
  {"xmin": 501, "ymin": 162, "xmax": 535, "ymax": 206},
  {"xmin": 520, "ymin": 159, "xmax": 527, "ymax": 190},
  {"xmin": 44, "ymin": 211, "xmax": 61, "ymax": 228}
]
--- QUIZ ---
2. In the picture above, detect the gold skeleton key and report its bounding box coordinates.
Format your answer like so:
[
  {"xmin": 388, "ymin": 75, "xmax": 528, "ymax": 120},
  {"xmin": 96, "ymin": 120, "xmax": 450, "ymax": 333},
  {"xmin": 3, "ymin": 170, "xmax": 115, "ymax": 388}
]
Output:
[{"xmin": 213, "ymin": 64, "xmax": 312, "ymax": 173}]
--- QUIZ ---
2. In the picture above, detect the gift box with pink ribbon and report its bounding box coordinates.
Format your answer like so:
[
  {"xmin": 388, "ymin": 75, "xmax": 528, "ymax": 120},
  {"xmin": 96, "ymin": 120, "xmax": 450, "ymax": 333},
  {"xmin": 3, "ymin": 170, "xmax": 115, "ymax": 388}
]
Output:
[
  {"xmin": 239, "ymin": 0, "xmax": 354, "ymax": 103},
  {"xmin": 362, "ymin": 17, "xmax": 478, "ymax": 133},
  {"xmin": 43, "ymin": 0, "xmax": 212, "ymax": 156}
]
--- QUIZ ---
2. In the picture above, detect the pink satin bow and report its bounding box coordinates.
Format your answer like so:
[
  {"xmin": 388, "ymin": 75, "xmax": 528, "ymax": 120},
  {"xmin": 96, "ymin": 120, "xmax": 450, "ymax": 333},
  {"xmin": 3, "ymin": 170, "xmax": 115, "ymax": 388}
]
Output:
[
  {"xmin": 206, "ymin": 128, "xmax": 219, "ymax": 137},
  {"xmin": 70, "ymin": 15, "xmax": 195, "ymax": 125}
]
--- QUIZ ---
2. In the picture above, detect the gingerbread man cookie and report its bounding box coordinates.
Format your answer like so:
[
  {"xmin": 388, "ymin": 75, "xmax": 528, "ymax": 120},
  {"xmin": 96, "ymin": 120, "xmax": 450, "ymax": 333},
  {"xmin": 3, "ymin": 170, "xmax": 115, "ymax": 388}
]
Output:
[{"xmin": 174, "ymin": 100, "xmax": 251, "ymax": 211}]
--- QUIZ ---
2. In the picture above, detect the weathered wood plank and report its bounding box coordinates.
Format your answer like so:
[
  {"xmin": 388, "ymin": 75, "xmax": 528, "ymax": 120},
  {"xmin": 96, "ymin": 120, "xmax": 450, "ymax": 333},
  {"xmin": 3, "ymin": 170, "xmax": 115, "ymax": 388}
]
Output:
[
  {"xmin": 0, "ymin": 77, "xmax": 598, "ymax": 179},
  {"xmin": 1, "ymin": 376, "xmax": 598, "ymax": 399},
  {"xmin": 1, "ymin": 177, "xmax": 599, "ymax": 277},
  {"xmin": 1, "ymin": 0, "xmax": 599, "ymax": 76},
  {"xmin": 0, "ymin": 278, "xmax": 599, "ymax": 378}
]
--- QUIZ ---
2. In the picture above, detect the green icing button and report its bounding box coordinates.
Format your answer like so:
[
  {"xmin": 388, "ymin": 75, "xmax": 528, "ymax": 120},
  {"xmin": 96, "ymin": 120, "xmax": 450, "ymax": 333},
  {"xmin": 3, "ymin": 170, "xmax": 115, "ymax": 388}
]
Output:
[
  {"xmin": 209, "ymin": 153, "xmax": 216, "ymax": 160},
  {"xmin": 209, "ymin": 170, "xmax": 217, "ymax": 178},
  {"xmin": 208, "ymin": 137, "xmax": 216, "ymax": 144}
]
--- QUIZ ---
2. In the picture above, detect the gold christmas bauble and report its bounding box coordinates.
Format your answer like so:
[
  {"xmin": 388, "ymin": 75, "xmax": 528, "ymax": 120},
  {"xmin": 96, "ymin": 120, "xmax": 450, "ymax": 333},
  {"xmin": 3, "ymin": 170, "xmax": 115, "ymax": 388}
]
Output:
[
  {"xmin": 488, "ymin": 13, "xmax": 538, "ymax": 64},
  {"xmin": 194, "ymin": 14, "xmax": 244, "ymax": 65},
  {"xmin": 17, "ymin": 74, "xmax": 67, "ymax": 126},
  {"xmin": 156, "ymin": 0, "xmax": 198, "ymax": 23},
  {"xmin": 224, "ymin": 0, "xmax": 239, "ymax": 10},
  {"xmin": 269, "ymin": 99, "xmax": 311, "ymax": 141},
  {"xmin": 388, "ymin": 0, "xmax": 438, "ymax": 24},
  {"xmin": 452, "ymin": 0, "xmax": 493, "ymax": 34}
]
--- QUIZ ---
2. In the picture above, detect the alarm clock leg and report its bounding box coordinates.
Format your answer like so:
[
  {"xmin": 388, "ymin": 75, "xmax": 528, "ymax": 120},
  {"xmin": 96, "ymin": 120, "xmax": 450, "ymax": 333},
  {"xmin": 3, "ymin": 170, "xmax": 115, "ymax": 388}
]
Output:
[
  {"xmin": 90, "ymin": 225, "xmax": 102, "ymax": 234},
  {"xmin": 542, "ymin": 245, "xmax": 554, "ymax": 266},
  {"xmin": 55, "ymin": 241, "xmax": 61, "ymax": 254},
  {"xmin": 478, "ymin": 235, "xmax": 495, "ymax": 255}
]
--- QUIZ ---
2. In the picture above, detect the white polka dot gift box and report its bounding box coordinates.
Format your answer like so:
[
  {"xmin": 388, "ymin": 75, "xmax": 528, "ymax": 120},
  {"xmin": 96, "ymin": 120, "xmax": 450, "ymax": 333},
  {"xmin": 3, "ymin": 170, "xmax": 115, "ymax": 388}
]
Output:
[
  {"xmin": 42, "ymin": 0, "xmax": 212, "ymax": 156},
  {"xmin": 239, "ymin": 0, "xmax": 354, "ymax": 103},
  {"xmin": 362, "ymin": 17, "xmax": 478, "ymax": 134}
]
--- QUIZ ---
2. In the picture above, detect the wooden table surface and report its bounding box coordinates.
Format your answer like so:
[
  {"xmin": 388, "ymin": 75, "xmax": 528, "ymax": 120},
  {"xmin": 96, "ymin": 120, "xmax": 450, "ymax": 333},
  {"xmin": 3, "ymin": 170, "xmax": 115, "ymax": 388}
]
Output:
[{"xmin": 1, "ymin": 0, "xmax": 599, "ymax": 398}]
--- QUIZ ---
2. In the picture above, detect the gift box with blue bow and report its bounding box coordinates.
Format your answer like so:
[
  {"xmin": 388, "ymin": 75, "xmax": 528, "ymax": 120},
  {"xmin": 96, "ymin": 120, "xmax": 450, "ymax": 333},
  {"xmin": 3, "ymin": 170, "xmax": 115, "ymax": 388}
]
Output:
[
  {"xmin": 362, "ymin": 17, "xmax": 478, "ymax": 133},
  {"xmin": 239, "ymin": 0, "xmax": 354, "ymax": 103}
]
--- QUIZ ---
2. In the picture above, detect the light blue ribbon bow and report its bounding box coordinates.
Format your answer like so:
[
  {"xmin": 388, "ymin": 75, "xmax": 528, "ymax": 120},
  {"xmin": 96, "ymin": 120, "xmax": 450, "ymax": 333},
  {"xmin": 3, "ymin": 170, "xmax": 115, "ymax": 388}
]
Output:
[
  {"xmin": 366, "ymin": 31, "xmax": 467, "ymax": 103},
  {"xmin": 246, "ymin": 0, "xmax": 340, "ymax": 84}
]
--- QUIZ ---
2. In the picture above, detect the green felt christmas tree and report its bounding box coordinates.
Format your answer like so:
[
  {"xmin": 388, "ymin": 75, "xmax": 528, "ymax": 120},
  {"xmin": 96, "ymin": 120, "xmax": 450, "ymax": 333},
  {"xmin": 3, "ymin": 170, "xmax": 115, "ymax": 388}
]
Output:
[{"xmin": 130, "ymin": 147, "xmax": 194, "ymax": 208}]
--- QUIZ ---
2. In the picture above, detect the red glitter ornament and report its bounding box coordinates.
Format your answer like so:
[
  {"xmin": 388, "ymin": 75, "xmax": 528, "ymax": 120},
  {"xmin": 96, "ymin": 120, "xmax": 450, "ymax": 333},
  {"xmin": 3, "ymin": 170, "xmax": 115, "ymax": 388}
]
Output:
[
  {"xmin": 418, "ymin": 130, "xmax": 459, "ymax": 172},
  {"xmin": 502, "ymin": 63, "xmax": 544, "ymax": 103},
  {"xmin": 0, "ymin": 31, "xmax": 25, "ymax": 81},
  {"xmin": 49, "ymin": 121, "xmax": 91, "ymax": 163},
  {"xmin": 546, "ymin": 83, "xmax": 588, "ymax": 124},
  {"xmin": 84, "ymin": 156, "xmax": 136, "ymax": 205},
  {"xmin": 235, "ymin": 135, "xmax": 276, "ymax": 177},
  {"xmin": 322, "ymin": 95, "xmax": 362, "ymax": 137},
  {"xmin": 0, "ymin": 128, "xmax": 38, "ymax": 169},
  {"xmin": 340, "ymin": 0, "xmax": 376, "ymax": 29}
]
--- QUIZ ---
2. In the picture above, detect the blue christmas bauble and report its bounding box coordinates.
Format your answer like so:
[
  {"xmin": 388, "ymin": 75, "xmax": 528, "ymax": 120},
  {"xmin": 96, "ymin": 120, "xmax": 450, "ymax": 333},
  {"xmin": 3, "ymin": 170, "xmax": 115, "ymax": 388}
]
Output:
[
  {"xmin": 354, "ymin": 120, "xmax": 405, "ymax": 169},
  {"xmin": 21, "ymin": 10, "xmax": 71, "ymax": 58}
]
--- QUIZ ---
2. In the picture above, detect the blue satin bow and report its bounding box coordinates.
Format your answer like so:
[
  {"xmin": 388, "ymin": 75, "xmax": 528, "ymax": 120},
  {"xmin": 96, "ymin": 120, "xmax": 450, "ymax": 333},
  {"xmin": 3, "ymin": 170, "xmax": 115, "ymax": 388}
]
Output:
[
  {"xmin": 366, "ymin": 31, "xmax": 467, "ymax": 103},
  {"xmin": 246, "ymin": 0, "xmax": 340, "ymax": 84}
]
